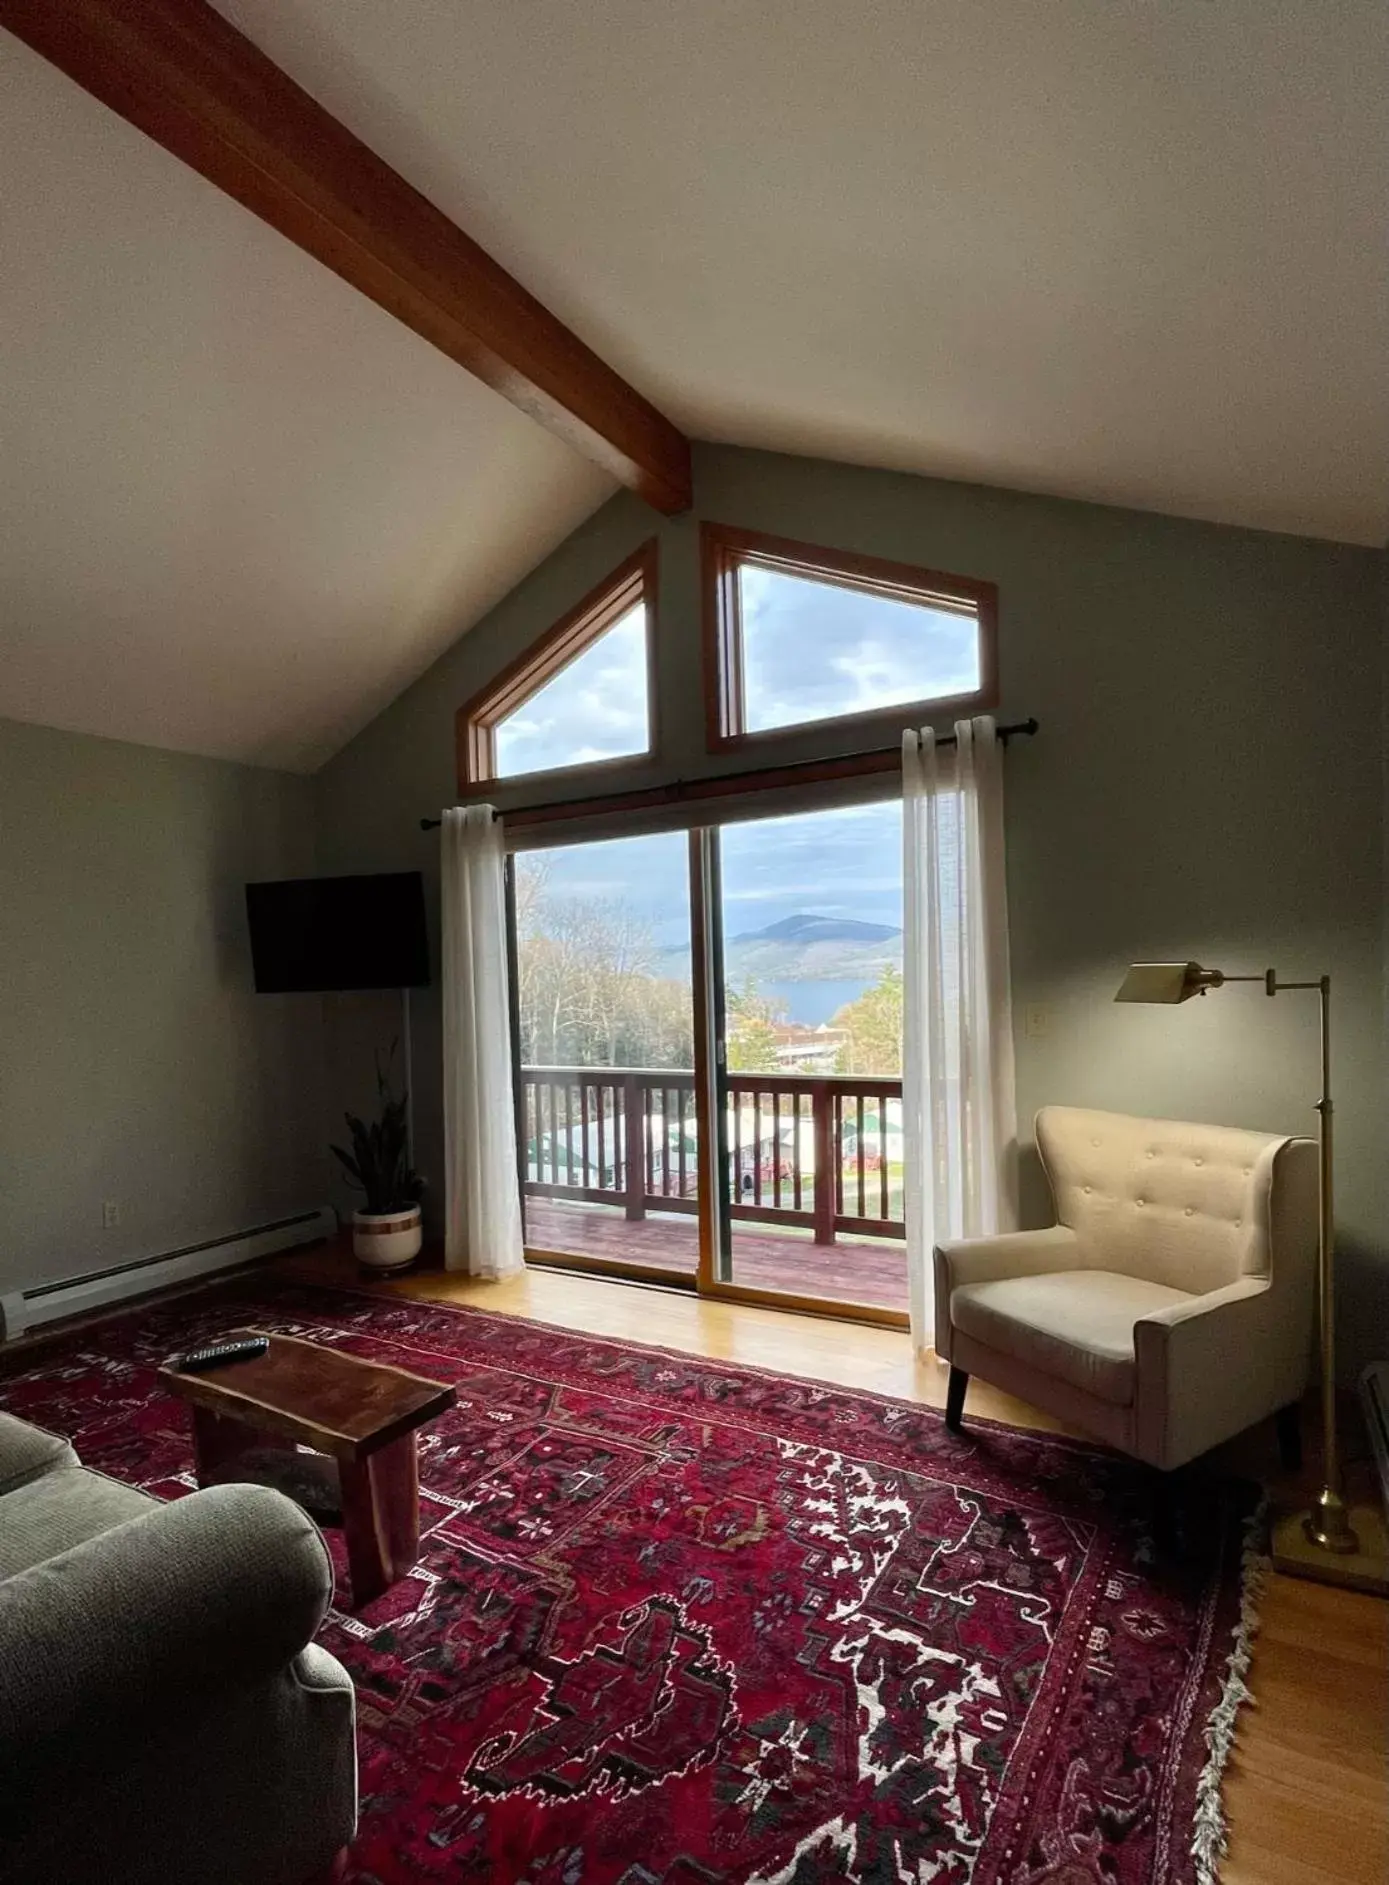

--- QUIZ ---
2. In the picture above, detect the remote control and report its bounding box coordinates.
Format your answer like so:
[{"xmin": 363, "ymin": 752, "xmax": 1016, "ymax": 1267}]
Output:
[{"xmin": 172, "ymin": 1336, "xmax": 270, "ymax": 1372}]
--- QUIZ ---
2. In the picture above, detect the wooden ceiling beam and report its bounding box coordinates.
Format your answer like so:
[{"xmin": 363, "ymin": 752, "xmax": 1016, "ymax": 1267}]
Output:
[{"xmin": 0, "ymin": 0, "xmax": 692, "ymax": 513}]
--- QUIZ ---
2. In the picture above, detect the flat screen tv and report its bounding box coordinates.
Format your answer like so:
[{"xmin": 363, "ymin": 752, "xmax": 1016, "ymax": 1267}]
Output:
[{"xmin": 245, "ymin": 873, "xmax": 429, "ymax": 993}]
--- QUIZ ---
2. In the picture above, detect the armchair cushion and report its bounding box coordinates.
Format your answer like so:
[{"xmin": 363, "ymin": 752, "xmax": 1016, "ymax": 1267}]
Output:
[
  {"xmin": 0, "ymin": 1410, "xmax": 76, "ymax": 1497},
  {"xmin": 952, "ymin": 1270, "xmax": 1193, "ymax": 1406},
  {"xmin": 933, "ymin": 1226, "xmax": 1085, "ymax": 1358}
]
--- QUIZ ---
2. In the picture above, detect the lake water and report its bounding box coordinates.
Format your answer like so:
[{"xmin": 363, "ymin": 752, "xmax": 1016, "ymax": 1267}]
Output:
[{"xmin": 764, "ymin": 978, "xmax": 871, "ymax": 1026}]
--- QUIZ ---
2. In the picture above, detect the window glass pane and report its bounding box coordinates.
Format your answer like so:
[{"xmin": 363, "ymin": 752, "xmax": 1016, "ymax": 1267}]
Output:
[
  {"xmin": 513, "ymin": 831, "xmax": 698, "ymax": 1280},
  {"xmin": 515, "ymin": 831, "xmax": 693, "ymax": 1070},
  {"xmin": 715, "ymin": 799, "xmax": 908, "ymax": 1314},
  {"xmin": 719, "ymin": 799, "xmax": 904, "ymax": 1072},
  {"xmin": 494, "ymin": 603, "xmax": 648, "ymax": 778},
  {"xmin": 739, "ymin": 564, "xmax": 980, "ymax": 735}
]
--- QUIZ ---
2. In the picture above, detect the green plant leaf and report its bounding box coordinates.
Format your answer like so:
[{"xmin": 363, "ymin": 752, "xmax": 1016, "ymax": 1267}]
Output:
[
  {"xmin": 328, "ymin": 1144, "xmax": 365, "ymax": 1189},
  {"xmin": 331, "ymin": 1051, "xmax": 423, "ymax": 1213}
]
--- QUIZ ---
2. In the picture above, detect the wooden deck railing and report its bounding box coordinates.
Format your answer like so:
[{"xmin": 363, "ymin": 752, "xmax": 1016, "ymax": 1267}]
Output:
[{"xmin": 520, "ymin": 1066, "xmax": 904, "ymax": 1244}]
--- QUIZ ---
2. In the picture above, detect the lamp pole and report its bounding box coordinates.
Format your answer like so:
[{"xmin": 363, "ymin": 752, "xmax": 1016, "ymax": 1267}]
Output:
[
  {"xmin": 1208, "ymin": 971, "xmax": 1354, "ymax": 1552},
  {"xmin": 1286, "ymin": 971, "xmax": 1357, "ymax": 1552},
  {"xmin": 1116, "ymin": 958, "xmax": 1385, "ymax": 1586}
]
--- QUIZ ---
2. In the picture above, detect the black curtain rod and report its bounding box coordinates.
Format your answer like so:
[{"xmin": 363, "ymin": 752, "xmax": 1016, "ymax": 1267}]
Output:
[{"xmin": 419, "ymin": 716, "xmax": 1039, "ymax": 831}]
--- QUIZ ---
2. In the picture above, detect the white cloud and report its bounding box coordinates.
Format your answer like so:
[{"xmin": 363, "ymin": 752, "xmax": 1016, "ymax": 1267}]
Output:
[{"xmin": 495, "ymin": 607, "xmax": 649, "ymax": 777}]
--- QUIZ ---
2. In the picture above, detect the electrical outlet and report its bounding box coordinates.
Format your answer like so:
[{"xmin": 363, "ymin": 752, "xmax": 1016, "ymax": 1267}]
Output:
[
  {"xmin": 1024, "ymin": 1002, "xmax": 1052, "ymax": 1039},
  {"xmin": 102, "ymin": 1200, "xmax": 121, "ymax": 1228}
]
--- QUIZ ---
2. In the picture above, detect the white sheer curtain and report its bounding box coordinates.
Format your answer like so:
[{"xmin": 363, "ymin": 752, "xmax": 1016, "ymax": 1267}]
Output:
[
  {"xmin": 902, "ymin": 716, "xmax": 1018, "ymax": 1349},
  {"xmin": 441, "ymin": 806, "xmax": 525, "ymax": 1278}
]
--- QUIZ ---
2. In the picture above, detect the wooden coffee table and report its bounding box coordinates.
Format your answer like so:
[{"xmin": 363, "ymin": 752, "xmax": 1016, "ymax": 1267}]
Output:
[{"xmin": 159, "ymin": 1330, "xmax": 455, "ymax": 1606}]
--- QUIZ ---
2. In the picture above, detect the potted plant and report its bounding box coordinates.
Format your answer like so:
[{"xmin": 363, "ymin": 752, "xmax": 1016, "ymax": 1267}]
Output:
[{"xmin": 330, "ymin": 1049, "xmax": 425, "ymax": 1272}]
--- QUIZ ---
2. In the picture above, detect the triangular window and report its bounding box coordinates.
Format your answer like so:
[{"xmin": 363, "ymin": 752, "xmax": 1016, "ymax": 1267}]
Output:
[{"xmin": 458, "ymin": 542, "xmax": 656, "ymax": 785}]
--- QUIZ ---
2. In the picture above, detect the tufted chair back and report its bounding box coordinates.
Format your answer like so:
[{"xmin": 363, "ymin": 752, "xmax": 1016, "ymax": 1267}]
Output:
[{"xmin": 1035, "ymin": 1104, "xmax": 1313, "ymax": 1296}]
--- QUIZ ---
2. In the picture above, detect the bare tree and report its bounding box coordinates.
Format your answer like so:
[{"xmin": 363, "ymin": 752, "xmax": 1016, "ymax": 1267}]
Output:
[{"xmin": 513, "ymin": 863, "xmax": 691, "ymax": 1070}]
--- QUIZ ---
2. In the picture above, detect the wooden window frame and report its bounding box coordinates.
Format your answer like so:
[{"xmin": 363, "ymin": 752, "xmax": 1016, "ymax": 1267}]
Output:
[
  {"xmin": 456, "ymin": 540, "xmax": 659, "ymax": 792},
  {"xmin": 701, "ymin": 521, "xmax": 998, "ymax": 756}
]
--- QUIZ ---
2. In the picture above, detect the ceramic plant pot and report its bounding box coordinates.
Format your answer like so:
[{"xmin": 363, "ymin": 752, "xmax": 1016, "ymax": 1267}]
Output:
[{"xmin": 352, "ymin": 1204, "xmax": 423, "ymax": 1272}]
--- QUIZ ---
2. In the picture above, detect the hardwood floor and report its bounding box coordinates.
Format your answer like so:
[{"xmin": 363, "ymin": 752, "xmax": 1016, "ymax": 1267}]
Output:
[{"xmin": 271, "ymin": 1245, "xmax": 1387, "ymax": 1885}]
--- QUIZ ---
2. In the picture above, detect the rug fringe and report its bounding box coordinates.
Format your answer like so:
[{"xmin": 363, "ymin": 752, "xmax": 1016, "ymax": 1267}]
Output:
[{"xmin": 1190, "ymin": 1495, "xmax": 1270, "ymax": 1885}]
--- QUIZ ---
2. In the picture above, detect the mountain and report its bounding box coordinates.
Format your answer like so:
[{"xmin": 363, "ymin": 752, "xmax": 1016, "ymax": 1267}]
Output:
[
  {"xmin": 731, "ymin": 914, "xmax": 900, "ymax": 946},
  {"xmin": 660, "ymin": 911, "xmax": 903, "ymax": 999}
]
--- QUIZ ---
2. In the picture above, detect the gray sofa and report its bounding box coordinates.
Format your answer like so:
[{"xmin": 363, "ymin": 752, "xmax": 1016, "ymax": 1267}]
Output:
[{"xmin": 0, "ymin": 1410, "xmax": 357, "ymax": 1884}]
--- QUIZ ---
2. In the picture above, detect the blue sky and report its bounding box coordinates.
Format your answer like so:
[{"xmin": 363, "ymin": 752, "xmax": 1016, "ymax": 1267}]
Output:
[
  {"xmin": 529, "ymin": 800, "xmax": 903, "ymax": 949},
  {"xmin": 739, "ymin": 566, "xmax": 979, "ymax": 734},
  {"xmin": 495, "ymin": 603, "xmax": 647, "ymax": 779}
]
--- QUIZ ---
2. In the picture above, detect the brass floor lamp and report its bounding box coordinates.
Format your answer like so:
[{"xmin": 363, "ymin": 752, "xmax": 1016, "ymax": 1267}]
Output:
[{"xmin": 1115, "ymin": 961, "xmax": 1388, "ymax": 1594}]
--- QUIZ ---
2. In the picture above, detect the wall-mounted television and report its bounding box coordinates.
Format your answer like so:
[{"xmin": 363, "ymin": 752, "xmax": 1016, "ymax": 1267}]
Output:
[{"xmin": 245, "ymin": 873, "xmax": 429, "ymax": 993}]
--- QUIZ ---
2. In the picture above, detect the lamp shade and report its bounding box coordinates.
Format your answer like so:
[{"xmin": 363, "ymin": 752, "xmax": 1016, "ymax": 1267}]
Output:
[{"xmin": 1114, "ymin": 961, "xmax": 1216, "ymax": 1003}]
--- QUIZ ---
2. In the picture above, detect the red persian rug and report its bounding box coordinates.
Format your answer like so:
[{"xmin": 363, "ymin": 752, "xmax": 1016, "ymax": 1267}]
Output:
[{"xmin": 0, "ymin": 1278, "xmax": 1262, "ymax": 1885}]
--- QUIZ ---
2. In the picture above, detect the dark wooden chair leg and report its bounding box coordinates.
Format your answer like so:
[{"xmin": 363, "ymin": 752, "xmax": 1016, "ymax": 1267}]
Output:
[
  {"xmin": 945, "ymin": 1366, "xmax": 968, "ymax": 1433},
  {"xmin": 1275, "ymin": 1400, "xmax": 1303, "ymax": 1473}
]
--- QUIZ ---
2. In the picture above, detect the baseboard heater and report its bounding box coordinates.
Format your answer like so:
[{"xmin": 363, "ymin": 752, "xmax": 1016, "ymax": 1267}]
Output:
[{"xmin": 0, "ymin": 1207, "xmax": 337, "ymax": 1341}]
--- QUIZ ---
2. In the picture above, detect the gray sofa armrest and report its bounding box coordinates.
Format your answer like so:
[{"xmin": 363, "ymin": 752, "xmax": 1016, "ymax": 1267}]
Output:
[
  {"xmin": 0, "ymin": 1411, "xmax": 77, "ymax": 1497},
  {"xmin": 0, "ymin": 1482, "xmax": 334, "ymax": 1798}
]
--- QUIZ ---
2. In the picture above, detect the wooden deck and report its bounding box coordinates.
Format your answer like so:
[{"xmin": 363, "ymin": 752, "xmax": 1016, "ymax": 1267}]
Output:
[{"xmin": 523, "ymin": 1196, "xmax": 909, "ymax": 1312}]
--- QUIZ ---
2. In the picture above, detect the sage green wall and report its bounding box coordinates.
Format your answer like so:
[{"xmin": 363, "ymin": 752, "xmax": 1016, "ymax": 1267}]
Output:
[
  {"xmin": 314, "ymin": 444, "xmax": 1387, "ymax": 1374},
  {"xmin": 0, "ymin": 716, "xmax": 324, "ymax": 1296}
]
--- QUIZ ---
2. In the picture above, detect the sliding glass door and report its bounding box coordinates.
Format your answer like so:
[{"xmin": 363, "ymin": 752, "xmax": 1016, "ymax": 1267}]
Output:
[
  {"xmin": 707, "ymin": 801, "xmax": 907, "ymax": 1317},
  {"xmin": 505, "ymin": 804, "xmax": 909, "ymax": 1326},
  {"xmin": 510, "ymin": 830, "xmax": 699, "ymax": 1283}
]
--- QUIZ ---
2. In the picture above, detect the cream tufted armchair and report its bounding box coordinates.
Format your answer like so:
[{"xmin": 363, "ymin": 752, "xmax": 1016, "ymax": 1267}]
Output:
[{"xmin": 934, "ymin": 1105, "xmax": 1318, "ymax": 1473}]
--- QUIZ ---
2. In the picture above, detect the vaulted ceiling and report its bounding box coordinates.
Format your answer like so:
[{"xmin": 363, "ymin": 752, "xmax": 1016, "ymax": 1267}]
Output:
[
  {"xmin": 2, "ymin": 2, "xmax": 1386, "ymax": 770},
  {"xmin": 0, "ymin": 31, "xmax": 615, "ymax": 772}
]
